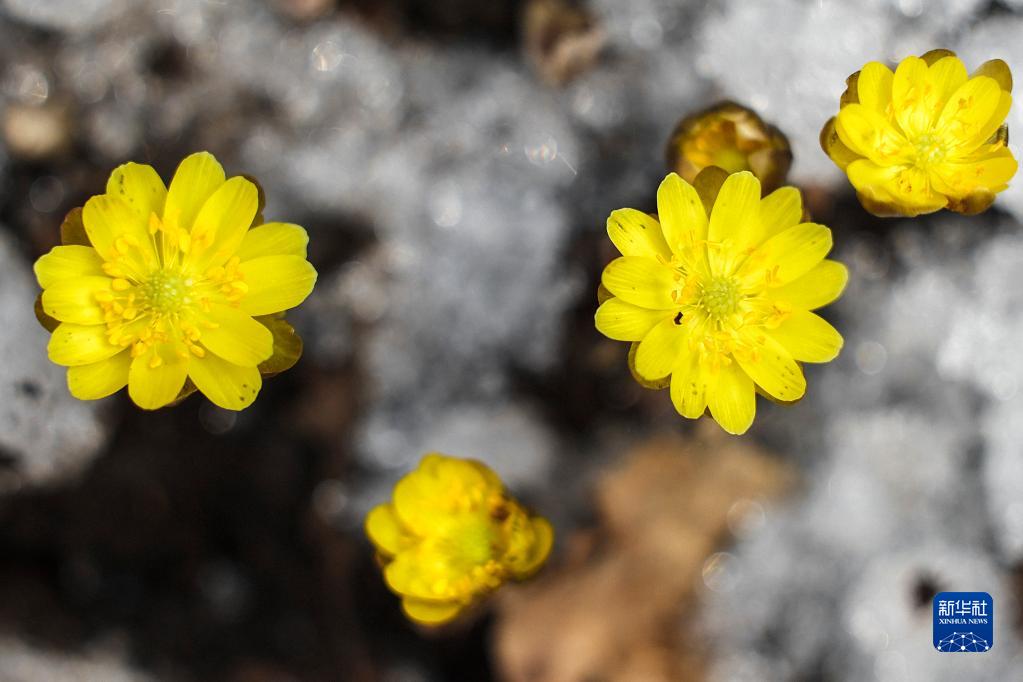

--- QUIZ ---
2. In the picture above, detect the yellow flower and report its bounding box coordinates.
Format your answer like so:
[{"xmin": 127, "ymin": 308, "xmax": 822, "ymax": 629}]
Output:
[
  {"xmin": 596, "ymin": 169, "xmax": 846, "ymax": 435},
  {"xmin": 34, "ymin": 152, "xmax": 317, "ymax": 410},
  {"xmin": 821, "ymin": 49, "xmax": 1017, "ymax": 217},
  {"xmin": 666, "ymin": 101, "xmax": 793, "ymax": 193},
  {"xmin": 365, "ymin": 454, "xmax": 553, "ymax": 626}
]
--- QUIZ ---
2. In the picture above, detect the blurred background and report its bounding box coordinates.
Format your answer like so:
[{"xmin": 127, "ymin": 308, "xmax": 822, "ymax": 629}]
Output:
[{"xmin": 0, "ymin": 0, "xmax": 1022, "ymax": 680}]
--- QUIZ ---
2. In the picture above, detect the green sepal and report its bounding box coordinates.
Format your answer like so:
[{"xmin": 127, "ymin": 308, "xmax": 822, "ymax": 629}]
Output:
[
  {"xmin": 34, "ymin": 294, "xmax": 60, "ymax": 332},
  {"xmin": 169, "ymin": 378, "xmax": 199, "ymax": 406},
  {"xmin": 241, "ymin": 174, "xmax": 267, "ymax": 228},
  {"xmin": 256, "ymin": 314, "xmax": 303, "ymax": 377},
  {"xmin": 627, "ymin": 342, "xmax": 670, "ymax": 391},
  {"xmin": 60, "ymin": 207, "xmax": 90, "ymax": 246}
]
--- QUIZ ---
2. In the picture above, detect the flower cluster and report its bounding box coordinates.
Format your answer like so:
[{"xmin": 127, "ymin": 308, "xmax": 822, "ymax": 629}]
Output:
[
  {"xmin": 34, "ymin": 152, "xmax": 316, "ymax": 410},
  {"xmin": 29, "ymin": 46, "xmax": 1017, "ymax": 629},
  {"xmin": 365, "ymin": 454, "xmax": 553, "ymax": 625},
  {"xmin": 822, "ymin": 49, "xmax": 1016, "ymax": 217},
  {"xmin": 596, "ymin": 170, "xmax": 846, "ymax": 435}
]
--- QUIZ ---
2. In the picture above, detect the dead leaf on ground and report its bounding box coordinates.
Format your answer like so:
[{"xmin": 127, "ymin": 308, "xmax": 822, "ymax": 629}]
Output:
[{"xmin": 494, "ymin": 426, "xmax": 796, "ymax": 682}]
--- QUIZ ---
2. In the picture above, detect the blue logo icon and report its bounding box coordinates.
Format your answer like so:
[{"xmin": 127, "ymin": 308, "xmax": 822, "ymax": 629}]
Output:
[{"xmin": 933, "ymin": 592, "xmax": 993, "ymax": 652}]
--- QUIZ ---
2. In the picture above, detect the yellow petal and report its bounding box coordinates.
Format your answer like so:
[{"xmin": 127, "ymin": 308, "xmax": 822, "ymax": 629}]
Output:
[
  {"xmin": 735, "ymin": 332, "xmax": 806, "ymax": 402},
  {"xmin": 656, "ymin": 173, "xmax": 707, "ymax": 252},
  {"xmin": 768, "ymin": 259, "xmax": 848, "ymax": 310},
  {"xmin": 384, "ymin": 554, "xmax": 426, "ymax": 596},
  {"xmin": 933, "ymin": 147, "xmax": 1018, "ymax": 195},
  {"xmin": 384, "ymin": 547, "xmax": 477, "ymax": 601},
  {"xmin": 127, "ymin": 342, "xmax": 190, "ymax": 410},
  {"xmin": 594, "ymin": 297, "xmax": 671, "ymax": 341},
  {"xmin": 769, "ymin": 310, "xmax": 843, "ymax": 363},
  {"xmin": 669, "ymin": 346, "xmax": 708, "ymax": 419},
  {"xmin": 708, "ymin": 171, "xmax": 762, "ymax": 257},
  {"xmin": 633, "ymin": 316, "xmax": 685, "ymax": 381},
  {"xmin": 937, "ymin": 76, "xmax": 1006, "ymax": 147},
  {"xmin": 887, "ymin": 55, "xmax": 969, "ymax": 135},
  {"xmin": 758, "ymin": 187, "xmax": 803, "ymax": 242},
  {"xmin": 200, "ymin": 303, "xmax": 274, "ymax": 366},
  {"xmin": 865, "ymin": 161, "xmax": 951, "ymax": 215},
  {"xmin": 67, "ymin": 350, "xmax": 132, "ymax": 399},
  {"xmin": 238, "ymin": 255, "xmax": 318, "ymax": 316},
  {"xmin": 401, "ymin": 598, "xmax": 462, "ymax": 626},
  {"xmin": 48, "ymin": 323, "xmax": 122, "ymax": 366},
  {"xmin": 365, "ymin": 504, "xmax": 407, "ymax": 557},
  {"xmin": 892, "ymin": 56, "xmax": 932, "ymax": 137},
  {"xmin": 744, "ymin": 223, "xmax": 832, "ymax": 285},
  {"xmin": 856, "ymin": 61, "xmax": 894, "ymax": 114},
  {"xmin": 393, "ymin": 456, "xmax": 493, "ymax": 534},
  {"xmin": 836, "ymin": 104, "xmax": 910, "ymax": 166},
  {"xmin": 842, "ymin": 156, "xmax": 900, "ymax": 189},
  {"xmin": 237, "ymin": 222, "xmax": 309, "ymax": 261},
  {"xmin": 413, "ymin": 453, "xmax": 491, "ymax": 491},
  {"xmin": 707, "ymin": 361, "xmax": 755, "ymax": 435},
  {"xmin": 82, "ymin": 194, "xmax": 158, "ymax": 269},
  {"xmin": 34, "ymin": 245, "xmax": 104, "ymax": 289},
  {"xmin": 468, "ymin": 458, "xmax": 504, "ymax": 491},
  {"xmin": 40, "ymin": 275, "xmax": 112, "ymax": 324},
  {"xmin": 927, "ymin": 56, "xmax": 969, "ymax": 118},
  {"xmin": 186, "ymin": 176, "xmax": 259, "ymax": 271},
  {"xmin": 163, "ymin": 151, "xmax": 226, "ymax": 233},
  {"xmin": 187, "ymin": 351, "xmax": 262, "ymax": 410},
  {"xmin": 845, "ymin": 158, "xmax": 901, "ymax": 195},
  {"xmin": 972, "ymin": 59, "xmax": 1012, "ymax": 93},
  {"xmin": 606, "ymin": 208, "xmax": 671, "ymax": 259},
  {"xmin": 960, "ymin": 90, "xmax": 1012, "ymax": 151},
  {"xmin": 105, "ymin": 162, "xmax": 167, "ymax": 222},
  {"xmin": 845, "ymin": 159, "xmax": 946, "ymax": 216},
  {"xmin": 601, "ymin": 256, "xmax": 680, "ymax": 309}
]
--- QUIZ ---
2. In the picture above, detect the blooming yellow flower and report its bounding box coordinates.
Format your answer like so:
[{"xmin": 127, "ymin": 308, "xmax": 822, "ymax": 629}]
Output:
[
  {"xmin": 34, "ymin": 152, "xmax": 317, "ymax": 410},
  {"xmin": 596, "ymin": 170, "xmax": 846, "ymax": 435},
  {"xmin": 666, "ymin": 101, "xmax": 792, "ymax": 193},
  {"xmin": 365, "ymin": 454, "xmax": 553, "ymax": 626},
  {"xmin": 821, "ymin": 49, "xmax": 1017, "ymax": 217}
]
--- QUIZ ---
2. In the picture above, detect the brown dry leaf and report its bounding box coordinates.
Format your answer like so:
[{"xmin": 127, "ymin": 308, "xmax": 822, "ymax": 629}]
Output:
[
  {"xmin": 2, "ymin": 102, "xmax": 73, "ymax": 161},
  {"xmin": 271, "ymin": 0, "xmax": 334, "ymax": 23},
  {"xmin": 494, "ymin": 426, "xmax": 795, "ymax": 682},
  {"xmin": 523, "ymin": 0, "xmax": 605, "ymax": 87}
]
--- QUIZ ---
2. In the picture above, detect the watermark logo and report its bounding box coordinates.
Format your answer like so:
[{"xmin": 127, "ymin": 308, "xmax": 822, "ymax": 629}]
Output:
[{"xmin": 933, "ymin": 592, "xmax": 993, "ymax": 652}]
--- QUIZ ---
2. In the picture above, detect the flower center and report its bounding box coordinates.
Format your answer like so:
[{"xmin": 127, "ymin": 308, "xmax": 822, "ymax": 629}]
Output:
[
  {"xmin": 140, "ymin": 269, "xmax": 193, "ymax": 316},
  {"xmin": 419, "ymin": 515, "xmax": 506, "ymax": 601},
  {"xmin": 453, "ymin": 516, "xmax": 497, "ymax": 566},
  {"xmin": 700, "ymin": 276, "xmax": 741, "ymax": 319},
  {"xmin": 912, "ymin": 133, "xmax": 948, "ymax": 169},
  {"xmin": 97, "ymin": 268, "xmax": 208, "ymax": 365},
  {"xmin": 95, "ymin": 242, "xmax": 253, "ymax": 365}
]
